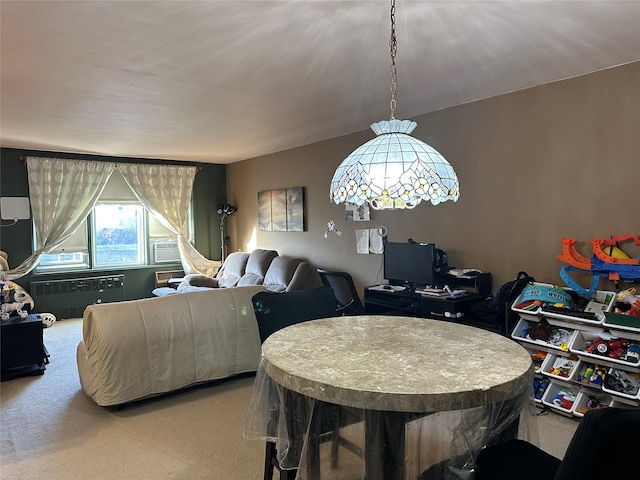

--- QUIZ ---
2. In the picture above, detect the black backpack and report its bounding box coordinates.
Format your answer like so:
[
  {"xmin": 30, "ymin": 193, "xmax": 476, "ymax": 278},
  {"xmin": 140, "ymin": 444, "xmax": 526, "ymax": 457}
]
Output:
[{"xmin": 468, "ymin": 271, "xmax": 535, "ymax": 335}]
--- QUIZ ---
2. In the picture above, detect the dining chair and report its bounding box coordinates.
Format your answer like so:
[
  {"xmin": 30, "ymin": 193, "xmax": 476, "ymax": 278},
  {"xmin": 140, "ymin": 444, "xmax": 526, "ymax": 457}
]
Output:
[
  {"xmin": 316, "ymin": 269, "xmax": 366, "ymax": 315},
  {"xmin": 473, "ymin": 406, "xmax": 640, "ymax": 480},
  {"xmin": 252, "ymin": 286, "xmax": 337, "ymax": 343},
  {"xmin": 251, "ymin": 287, "xmax": 362, "ymax": 480}
]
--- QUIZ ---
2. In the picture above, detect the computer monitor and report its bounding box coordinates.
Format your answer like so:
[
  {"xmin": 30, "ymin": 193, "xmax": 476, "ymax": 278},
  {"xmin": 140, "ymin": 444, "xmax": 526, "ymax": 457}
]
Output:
[{"xmin": 383, "ymin": 242, "xmax": 435, "ymax": 289}]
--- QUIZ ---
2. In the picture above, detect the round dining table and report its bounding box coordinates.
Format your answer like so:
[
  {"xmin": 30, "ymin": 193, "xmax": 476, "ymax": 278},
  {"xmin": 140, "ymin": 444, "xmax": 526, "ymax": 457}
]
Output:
[{"xmin": 245, "ymin": 315, "xmax": 535, "ymax": 480}]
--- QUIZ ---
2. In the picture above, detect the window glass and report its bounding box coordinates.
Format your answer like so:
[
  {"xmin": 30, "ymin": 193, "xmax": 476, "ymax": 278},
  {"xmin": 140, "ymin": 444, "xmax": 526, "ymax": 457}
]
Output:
[{"xmin": 93, "ymin": 204, "xmax": 144, "ymax": 267}]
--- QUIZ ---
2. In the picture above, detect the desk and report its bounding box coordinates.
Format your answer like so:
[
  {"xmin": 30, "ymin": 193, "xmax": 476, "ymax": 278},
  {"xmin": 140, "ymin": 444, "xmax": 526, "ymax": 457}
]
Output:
[
  {"xmin": 363, "ymin": 287, "xmax": 485, "ymax": 319},
  {"xmin": 245, "ymin": 316, "xmax": 535, "ymax": 480}
]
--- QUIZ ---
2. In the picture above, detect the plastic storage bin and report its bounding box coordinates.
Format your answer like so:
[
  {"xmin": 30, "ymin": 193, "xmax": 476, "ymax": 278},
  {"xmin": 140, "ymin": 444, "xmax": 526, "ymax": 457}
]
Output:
[
  {"xmin": 541, "ymin": 353, "xmax": 580, "ymax": 381},
  {"xmin": 569, "ymin": 329, "xmax": 640, "ymax": 368},
  {"xmin": 533, "ymin": 377, "xmax": 550, "ymax": 403},
  {"xmin": 540, "ymin": 289, "xmax": 616, "ymax": 327},
  {"xmin": 572, "ymin": 391, "xmax": 613, "ymax": 417},
  {"xmin": 541, "ymin": 380, "xmax": 581, "ymax": 415},
  {"xmin": 526, "ymin": 349, "xmax": 548, "ymax": 374},
  {"xmin": 511, "ymin": 282, "xmax": 573, "ymax": 319},
  {"xmin": 602, "ymin": 368, "xmax": 640, "ymax": 400},
  {"xmin": 511, "ymin": 282, "xmax": 615, "ymax": 327},
  {"xmin": 603, "ymin": 311, "xmax": 640, "ymax": 335},
  {"xmin": 511, "ymin": 317, "xmax": 574, "ymax": 352},
  {"xmin": 570, "ymin": 360, "xmax": 608, "ymax": 388}
]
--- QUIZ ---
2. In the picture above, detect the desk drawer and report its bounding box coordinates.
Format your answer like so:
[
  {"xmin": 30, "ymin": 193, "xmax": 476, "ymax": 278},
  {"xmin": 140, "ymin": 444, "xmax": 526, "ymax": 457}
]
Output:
[{"xmin": 422, "ymin": 295, "xmax": 483, "ymax": 319}]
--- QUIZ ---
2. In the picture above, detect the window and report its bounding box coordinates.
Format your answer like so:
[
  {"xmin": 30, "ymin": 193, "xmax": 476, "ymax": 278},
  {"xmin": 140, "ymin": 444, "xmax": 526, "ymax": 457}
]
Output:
[
  {"xmin": 93, "ymin": 204, "xmax": 144, "ymax": 267},
  {"xmin": 36, "ymin": 220, "xmax": 90, "ymax": 271},
  {"xmin": 35, "ymin": 170, "xmax": 190, "ymax": 272}
]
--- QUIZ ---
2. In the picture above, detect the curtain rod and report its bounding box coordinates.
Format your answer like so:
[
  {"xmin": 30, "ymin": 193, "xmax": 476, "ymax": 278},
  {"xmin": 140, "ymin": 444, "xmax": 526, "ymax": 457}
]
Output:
[{"xmin": 18, "ymin": 155, "xmax": 202, "ymax": 172}]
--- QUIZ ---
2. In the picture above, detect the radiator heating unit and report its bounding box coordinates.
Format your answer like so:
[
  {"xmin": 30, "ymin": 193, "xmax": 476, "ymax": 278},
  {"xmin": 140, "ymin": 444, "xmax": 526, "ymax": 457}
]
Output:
[{"xmin": 30, "ymin": 274, "xmax": 125, "ymax": 319}]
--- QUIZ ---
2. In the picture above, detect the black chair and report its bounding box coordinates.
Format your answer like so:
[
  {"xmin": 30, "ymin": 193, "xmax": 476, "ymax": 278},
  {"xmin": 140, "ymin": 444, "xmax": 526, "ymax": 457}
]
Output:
[
  {"xmin": 474, "ymin": 407, "xmax": 640, "ymax": 480},
  {"xmin": 252, "ymin": 286, "xmax": 338, "ymax": 343},
  {"xmin": 251, "ymin": 287, "xmax": 362, "ymax": 480},
  {"xmin": 316, "ymin": 269, "xmax": 366, "ymax": 315}
]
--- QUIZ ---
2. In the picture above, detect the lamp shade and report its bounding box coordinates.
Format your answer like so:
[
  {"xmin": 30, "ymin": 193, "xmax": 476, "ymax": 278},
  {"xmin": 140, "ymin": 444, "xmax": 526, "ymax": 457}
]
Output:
[
  {"xmin": 330, "ymin": 119, "xmax": 460, "ymax": 209},
  {"xmin": 217, "ymin": 203, "xmax": 237, "ymax": 216}
]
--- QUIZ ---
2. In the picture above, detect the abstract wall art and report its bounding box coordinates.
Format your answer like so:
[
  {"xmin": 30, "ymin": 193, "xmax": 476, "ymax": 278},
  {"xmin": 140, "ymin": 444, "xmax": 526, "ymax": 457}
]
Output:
[{"xmin": 258, "ymin": 187, "xmax": 305, "ymax": 232}]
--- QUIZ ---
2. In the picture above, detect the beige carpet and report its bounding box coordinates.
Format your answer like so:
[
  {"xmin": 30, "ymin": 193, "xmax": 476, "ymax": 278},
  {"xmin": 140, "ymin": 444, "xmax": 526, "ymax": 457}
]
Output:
[
  {"xmin": 1, "ymin": 318, "xmax": 578, "ymax": 480},
  {"xmin": 1, "ymin": 318, "xmax": 264, "ymax": 480}
]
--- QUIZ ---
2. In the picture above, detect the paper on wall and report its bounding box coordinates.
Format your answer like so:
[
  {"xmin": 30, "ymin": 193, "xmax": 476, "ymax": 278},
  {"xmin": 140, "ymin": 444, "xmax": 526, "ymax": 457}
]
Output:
[
  {"xmin": 355, "ymin": 229, "xmax": 370, "ymax": 254},
  {"xmin": 355, "ymin": 228, "xmax": 385, "ymax": 254},
  {"xmin": 369, "ymin": 227, "xmax": 384, "ymax": 254}
]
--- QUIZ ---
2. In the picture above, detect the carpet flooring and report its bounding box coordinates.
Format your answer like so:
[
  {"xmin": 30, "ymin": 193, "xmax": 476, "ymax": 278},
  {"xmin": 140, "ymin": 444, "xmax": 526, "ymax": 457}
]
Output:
[
  {"xmin": 1, "ymin": 318, "xmax": 264, "ymax": 479},
  {"xmin": 1, "ymin": 317, "xmax": 578, "ymax": 479}
]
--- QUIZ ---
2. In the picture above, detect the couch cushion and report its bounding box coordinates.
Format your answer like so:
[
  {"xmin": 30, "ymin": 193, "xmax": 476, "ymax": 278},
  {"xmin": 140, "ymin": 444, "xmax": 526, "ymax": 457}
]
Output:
[
  {"xmin": 263, "ymin": 256, "xmax": 303, "ymax": 292},
  {"xmin": 186, "ymin": 274, "xmax": 219, "ymax": 288},
  {"xmin": 217, "ymin": 252, "xmax": 250, "ymax": 288},
  {"xmin": 237, "ymin": 249, "xmax": 278, "ymax": 286},
  {"xmin": 285, "ymin": 261, "xmax": 322, "ymax": 292}
]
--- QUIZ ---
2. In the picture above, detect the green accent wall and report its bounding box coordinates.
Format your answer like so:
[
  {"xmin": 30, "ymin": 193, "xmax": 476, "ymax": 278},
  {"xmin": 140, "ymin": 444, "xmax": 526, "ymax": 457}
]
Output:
[{"xmin": 0, "ymin": 148, "xmax": 226, "ymax": 302}]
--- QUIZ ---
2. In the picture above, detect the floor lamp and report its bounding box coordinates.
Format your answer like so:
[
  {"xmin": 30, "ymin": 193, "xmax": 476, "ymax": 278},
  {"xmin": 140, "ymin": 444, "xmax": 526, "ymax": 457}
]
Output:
[{"xmin": 217, "ymin": 203, "xmax": 237, "ymax": 261}]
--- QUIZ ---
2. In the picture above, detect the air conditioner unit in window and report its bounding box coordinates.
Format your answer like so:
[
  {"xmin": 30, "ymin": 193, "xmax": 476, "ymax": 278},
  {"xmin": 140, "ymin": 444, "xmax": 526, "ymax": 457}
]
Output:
[{"xmin": 153, "ymin": 240, "xmax": 180, "ymax": 263}]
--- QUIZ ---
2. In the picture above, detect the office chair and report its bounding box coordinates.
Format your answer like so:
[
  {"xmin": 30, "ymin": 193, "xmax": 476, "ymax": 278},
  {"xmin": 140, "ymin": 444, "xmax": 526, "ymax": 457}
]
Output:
[
  {"xmin": 251, "ymin": 287, "xmax": 362, "ymax": 480},
  {"xmin": 316, "ymin": 269, "xmax": 366, "ymax": 315},
  {"xmin": 474, "ymin": 407, "xmax": 640, "ymax": 480}
]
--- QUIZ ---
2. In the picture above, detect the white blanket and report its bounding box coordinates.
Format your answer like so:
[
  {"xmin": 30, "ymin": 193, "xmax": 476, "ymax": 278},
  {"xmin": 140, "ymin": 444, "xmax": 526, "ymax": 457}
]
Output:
[{"xmin": 77, "ymin": 285, "xmax": 265, "ymax": 406}]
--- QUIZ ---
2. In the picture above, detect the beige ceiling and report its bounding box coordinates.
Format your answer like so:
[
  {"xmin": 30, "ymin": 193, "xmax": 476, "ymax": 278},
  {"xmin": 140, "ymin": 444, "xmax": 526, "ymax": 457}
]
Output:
[{"xmin": 1, "ymin": 0, "xmax": 639, "ymax": 164}]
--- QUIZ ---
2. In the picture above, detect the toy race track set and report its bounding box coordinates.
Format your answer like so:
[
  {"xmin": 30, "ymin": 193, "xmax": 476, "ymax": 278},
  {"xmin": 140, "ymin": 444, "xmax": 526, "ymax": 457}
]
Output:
[{"xmin": 557, "ymin": 234, "xmax": 640, "ymax": 297}]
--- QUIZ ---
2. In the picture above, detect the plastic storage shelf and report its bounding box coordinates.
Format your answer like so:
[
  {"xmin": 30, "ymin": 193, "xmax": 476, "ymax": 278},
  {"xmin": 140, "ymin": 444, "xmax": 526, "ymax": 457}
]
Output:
[{"xmin": 511, "ymin": 284, "xmax": 640, "ymax": 418}]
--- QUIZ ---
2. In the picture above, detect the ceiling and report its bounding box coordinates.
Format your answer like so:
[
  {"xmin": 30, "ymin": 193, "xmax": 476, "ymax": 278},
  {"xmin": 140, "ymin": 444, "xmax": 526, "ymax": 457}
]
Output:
[{"xmin": 1, "ymin": 1, "xmax": 639, "ymax": 165}]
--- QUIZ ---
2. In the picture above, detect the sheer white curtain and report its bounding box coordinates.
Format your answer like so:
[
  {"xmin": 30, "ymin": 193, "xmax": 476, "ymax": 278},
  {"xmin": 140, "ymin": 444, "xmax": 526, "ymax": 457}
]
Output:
[
  {"xmin": 118, "ymin": 163, "xmax": 221, "ymax": 276},
  {"xmin": 3, "ymin": 157, "xmax": 115, "ymax": 280}
]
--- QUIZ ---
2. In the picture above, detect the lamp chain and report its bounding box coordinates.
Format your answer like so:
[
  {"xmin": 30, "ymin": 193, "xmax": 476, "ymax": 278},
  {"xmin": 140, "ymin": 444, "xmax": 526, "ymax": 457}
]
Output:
[{"xmin": 389, "ymin": 0, "xmax": 398, "ymax": 120}]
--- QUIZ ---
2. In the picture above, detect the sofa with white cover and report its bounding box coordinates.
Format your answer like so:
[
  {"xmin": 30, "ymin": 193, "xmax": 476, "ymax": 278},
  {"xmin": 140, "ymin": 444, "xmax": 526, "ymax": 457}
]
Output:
[{"xmin": 76, "ymin": 285, "xmax": 265, "ymax": 406}]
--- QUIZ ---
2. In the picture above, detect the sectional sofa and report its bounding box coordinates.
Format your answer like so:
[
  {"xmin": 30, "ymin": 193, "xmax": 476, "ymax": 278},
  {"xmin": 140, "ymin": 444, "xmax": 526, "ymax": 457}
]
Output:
[
  {"xmin": 76, "ymin": 249, "xmax": 324, "ymax": 406},
  {"xmin": 153, "ymin": 248, "xmax": 322, "ymax": 296}
]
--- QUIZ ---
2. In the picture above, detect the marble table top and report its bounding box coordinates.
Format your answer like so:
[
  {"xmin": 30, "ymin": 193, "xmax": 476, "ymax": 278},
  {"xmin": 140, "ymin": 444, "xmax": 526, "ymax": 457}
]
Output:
[{"xmin": 261, "ymin": 315, "xmax": 533, "ymax": 412}]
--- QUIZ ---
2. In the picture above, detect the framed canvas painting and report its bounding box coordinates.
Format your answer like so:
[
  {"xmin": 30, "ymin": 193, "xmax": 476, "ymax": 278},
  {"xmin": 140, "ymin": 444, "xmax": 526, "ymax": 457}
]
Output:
[{"xmin": 258, "ymin": 187, "xmax": 305, "ymax": 232}]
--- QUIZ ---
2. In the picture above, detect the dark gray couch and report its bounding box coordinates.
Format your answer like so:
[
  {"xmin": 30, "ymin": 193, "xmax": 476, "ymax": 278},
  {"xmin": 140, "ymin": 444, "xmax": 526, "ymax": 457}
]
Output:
[{"xmin": 154, "ymin": 249, "xmax": 322, "ymax": 296}]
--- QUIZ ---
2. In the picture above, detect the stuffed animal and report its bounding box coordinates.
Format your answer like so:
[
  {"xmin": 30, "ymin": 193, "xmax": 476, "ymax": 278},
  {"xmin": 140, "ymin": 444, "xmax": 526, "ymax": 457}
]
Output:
[
  {"xmin": 0, "ymin": 251, "xmax": 36, "ymax": 322},
  {"xmin": 0, "ymin": 252, "xmax": 55, "ymax": 326},
  {"xmin": 0, "ymin": 251, "xmax": 8, "ymax": 273},
  {"xmin": 1, "ymin": 287, "xmax": 30, "ymax": 320}
]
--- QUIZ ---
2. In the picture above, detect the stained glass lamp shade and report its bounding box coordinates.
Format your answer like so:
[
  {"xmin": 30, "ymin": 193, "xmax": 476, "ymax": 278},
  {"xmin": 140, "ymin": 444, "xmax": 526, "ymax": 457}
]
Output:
[{"xmin": 330, "ymin": 119, "xmax": 459, "ymax": 209}]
